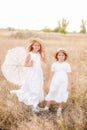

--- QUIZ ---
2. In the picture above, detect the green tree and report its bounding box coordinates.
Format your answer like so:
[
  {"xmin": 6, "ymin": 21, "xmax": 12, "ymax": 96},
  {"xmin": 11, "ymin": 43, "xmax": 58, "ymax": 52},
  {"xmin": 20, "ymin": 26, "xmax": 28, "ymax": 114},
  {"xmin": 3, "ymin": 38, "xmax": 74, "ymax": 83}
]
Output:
[
  {"xmin": 41, "ymin": 26, "xmax": 52, "ymax": 32},
  {"xmin": 80, "ymin": 20, "xmax": 86, "ymax": 33},
  {"xmin": 53, "ymin": 18, "xmax": 69, "ymax": 33}
]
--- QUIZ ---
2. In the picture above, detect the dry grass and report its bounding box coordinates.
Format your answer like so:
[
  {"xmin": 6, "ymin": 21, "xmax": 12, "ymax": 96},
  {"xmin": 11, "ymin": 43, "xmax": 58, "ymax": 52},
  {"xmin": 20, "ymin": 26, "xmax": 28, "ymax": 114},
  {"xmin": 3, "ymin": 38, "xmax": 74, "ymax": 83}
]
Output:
[{"xmin": 0, "ymin": 30, "xmax": 87, "ymax": 130}]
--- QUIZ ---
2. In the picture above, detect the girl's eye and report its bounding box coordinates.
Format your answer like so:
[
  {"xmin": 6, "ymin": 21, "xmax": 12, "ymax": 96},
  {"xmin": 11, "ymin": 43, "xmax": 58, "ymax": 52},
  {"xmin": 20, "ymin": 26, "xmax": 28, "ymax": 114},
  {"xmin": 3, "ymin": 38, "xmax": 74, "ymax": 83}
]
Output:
[{"xmin": 35, "ymin": 45, "xmax": 40, "ymax": 47}]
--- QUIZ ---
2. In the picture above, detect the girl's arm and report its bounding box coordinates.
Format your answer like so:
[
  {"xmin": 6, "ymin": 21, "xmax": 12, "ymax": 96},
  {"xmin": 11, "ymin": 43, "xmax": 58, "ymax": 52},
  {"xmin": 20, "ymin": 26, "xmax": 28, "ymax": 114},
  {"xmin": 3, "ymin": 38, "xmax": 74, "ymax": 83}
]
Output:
[
  {"xmin": 67, "ymin": 72, "xmax": 72, "ymax": 91},
  {"xmin": 24, "ymin": 53, "xmax": 33, "ymax": 67},
  {"xmin": 41, "ymin": 51, "xmax": 47, "ymax": 63},
  {"xmin": 48, "ymin": 71, "xmax": 55, "ymax": 87}
]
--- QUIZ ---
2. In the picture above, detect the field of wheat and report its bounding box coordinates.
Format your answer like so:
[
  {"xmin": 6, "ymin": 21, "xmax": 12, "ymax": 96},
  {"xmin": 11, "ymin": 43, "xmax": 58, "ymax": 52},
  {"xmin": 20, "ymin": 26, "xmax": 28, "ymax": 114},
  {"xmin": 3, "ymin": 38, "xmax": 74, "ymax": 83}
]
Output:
[{"xmin": 0, "ymin": 30, "xmax": 87, "ymax": 130}]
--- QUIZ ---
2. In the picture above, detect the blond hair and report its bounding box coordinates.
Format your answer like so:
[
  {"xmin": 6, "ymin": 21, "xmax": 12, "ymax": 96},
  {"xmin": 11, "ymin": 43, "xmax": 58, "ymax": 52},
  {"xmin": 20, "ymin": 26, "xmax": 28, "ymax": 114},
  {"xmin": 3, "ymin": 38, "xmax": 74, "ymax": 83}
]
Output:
[{"xmin": 26, "ymin": 38, "xmax": 44, "ymax": 55}]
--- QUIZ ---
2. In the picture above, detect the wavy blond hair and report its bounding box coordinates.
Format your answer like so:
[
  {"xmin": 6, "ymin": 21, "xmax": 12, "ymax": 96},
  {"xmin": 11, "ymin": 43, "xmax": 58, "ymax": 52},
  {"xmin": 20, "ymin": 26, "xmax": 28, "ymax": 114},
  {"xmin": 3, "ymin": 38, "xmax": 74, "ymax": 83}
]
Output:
[{"xmin": 26, "ymin": 37, "xmax": 44, "ymax": 55}]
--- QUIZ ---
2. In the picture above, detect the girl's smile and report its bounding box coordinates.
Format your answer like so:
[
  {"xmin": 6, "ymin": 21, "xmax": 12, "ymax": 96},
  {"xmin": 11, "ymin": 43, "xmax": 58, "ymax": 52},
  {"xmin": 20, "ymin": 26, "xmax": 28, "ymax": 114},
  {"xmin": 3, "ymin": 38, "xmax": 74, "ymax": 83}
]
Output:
[
  {"xmin": 32, "ymin": 42, "xmax": 40, "ymax": 52},
  {"xmin": 57, "ymin": 52, "xmax": 65, "ymax": 62}
]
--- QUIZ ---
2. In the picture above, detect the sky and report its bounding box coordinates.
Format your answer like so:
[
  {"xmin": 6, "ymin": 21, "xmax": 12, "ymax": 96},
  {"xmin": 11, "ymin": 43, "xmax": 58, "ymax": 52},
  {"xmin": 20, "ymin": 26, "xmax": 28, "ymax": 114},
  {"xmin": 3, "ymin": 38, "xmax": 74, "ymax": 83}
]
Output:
[{"xmin": 0, "ymin": 0, "xmax": 87, "ymax": 32}]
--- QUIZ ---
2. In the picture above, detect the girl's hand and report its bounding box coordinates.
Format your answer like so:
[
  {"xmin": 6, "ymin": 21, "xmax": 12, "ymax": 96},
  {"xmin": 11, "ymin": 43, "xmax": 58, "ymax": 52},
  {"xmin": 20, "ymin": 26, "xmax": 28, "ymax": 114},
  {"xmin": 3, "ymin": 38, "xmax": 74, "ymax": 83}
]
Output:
[
  {"xmin": 67, "ymin": 73, "xmax": 72, "ymax": 92},
  {"xmin": 67, "ymin": 85, "xmax": 71, "ymax": 92},
  {"xmin": 41, "ymin": 51, "xmax": 47, "ymax": 63},
  {"xmin": 29, "ymin": 60, "xmax": 34, "ymax": 67},
  {"xmin": 67, "ymin": 87, "xmax": 71, "ymax": 92}
]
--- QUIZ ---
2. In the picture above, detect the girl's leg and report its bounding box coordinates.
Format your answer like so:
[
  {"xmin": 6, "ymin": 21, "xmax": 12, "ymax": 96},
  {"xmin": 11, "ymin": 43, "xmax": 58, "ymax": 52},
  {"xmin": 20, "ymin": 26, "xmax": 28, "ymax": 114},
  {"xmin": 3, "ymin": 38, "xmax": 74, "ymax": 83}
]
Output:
[
  {"xmin": 57, "ymin": 102, "xmax": 64, "ymax": 117},
  {"xmin": 58, "ymin": 102, "xmax": 64, "ymax": 108},
  {"xmin": 46, "ymin": 101, "xmax": 52, "ymax": 107},
  {"xmin": 29, "ymin": 105, "xmax": 40, "ymax": 113},
  {"xmin": 44, "ymin": 101, "xmax": 52, "ymax": 111}
]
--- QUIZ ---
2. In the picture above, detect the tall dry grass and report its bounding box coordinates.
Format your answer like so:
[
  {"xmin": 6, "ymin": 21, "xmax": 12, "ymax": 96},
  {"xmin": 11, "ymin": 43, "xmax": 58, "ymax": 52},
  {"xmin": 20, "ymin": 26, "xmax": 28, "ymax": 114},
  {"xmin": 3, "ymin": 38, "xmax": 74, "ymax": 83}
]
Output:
[{"xmin": 0, "ymin": 30, "xmax": 87, "ymax": 130}]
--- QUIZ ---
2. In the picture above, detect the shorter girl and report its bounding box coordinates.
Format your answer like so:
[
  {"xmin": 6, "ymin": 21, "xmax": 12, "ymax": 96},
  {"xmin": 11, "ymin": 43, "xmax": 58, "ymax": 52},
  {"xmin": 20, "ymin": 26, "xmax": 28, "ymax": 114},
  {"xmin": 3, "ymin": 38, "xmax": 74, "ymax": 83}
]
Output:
[
  {"xmin": 44, "ymin": 48, "xmax": 72, "ymax": 117},
  {"xmin": 10, "ymin": 38, "xmax": 46, "ymax": 113}
]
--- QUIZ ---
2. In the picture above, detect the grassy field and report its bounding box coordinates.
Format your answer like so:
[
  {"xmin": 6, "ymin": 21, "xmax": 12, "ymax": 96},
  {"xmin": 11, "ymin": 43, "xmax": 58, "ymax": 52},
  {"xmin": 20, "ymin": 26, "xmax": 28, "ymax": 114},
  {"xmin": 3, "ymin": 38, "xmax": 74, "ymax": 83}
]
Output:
[{"xmin": 0, "ymin": 30, "xmax": 87, "ymax": 130}]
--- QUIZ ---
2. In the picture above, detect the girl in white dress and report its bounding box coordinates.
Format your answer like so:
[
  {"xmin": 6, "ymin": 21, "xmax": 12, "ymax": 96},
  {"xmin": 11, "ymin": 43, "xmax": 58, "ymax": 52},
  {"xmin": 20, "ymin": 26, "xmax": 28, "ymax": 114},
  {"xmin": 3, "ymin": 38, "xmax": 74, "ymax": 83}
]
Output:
[
  {"xmin": 44, "ymin": 48, "xmax": 72, "ymax": 117},
  {"xmin": 10, "ymin": 38, "xmax": 46, "ymax": 113}
]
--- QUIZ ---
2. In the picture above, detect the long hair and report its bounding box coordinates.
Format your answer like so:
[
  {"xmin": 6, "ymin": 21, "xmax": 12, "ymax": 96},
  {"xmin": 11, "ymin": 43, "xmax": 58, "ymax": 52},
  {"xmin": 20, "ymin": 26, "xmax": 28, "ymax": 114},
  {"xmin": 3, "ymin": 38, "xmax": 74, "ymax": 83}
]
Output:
[{"xmin": 26, "ymin": 38, "xmax": 44, "ymax": 55}]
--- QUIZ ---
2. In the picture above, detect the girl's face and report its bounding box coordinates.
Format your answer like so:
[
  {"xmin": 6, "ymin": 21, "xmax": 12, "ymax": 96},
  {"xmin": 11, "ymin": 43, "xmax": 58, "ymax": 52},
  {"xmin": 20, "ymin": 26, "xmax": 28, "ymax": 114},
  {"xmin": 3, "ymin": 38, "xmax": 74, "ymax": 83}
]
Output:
[
  {"xmin": 57, "ymin": 52, "xmax": 65, "ymax": 62},
  {"xmin": 32, "ymin": 42, "xmax": 40, "ymax": 52}
]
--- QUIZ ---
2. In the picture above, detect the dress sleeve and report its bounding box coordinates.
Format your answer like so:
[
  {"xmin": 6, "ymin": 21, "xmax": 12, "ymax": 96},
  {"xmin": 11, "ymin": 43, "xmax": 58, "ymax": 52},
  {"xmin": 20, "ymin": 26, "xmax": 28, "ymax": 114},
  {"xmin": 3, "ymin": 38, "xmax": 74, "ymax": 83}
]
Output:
[
  {"xmin": 66, "ymin": 63, "xmax": 71, "ymax": 72},
  {"xmin": 51, "ymin": 63, "xmax": 55, "ymax": 72}
]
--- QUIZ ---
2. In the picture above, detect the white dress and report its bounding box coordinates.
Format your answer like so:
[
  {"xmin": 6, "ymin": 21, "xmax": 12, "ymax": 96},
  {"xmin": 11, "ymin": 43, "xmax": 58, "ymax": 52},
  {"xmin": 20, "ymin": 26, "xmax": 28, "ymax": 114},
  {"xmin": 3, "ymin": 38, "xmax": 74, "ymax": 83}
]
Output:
[
  {"xmin": 10, "ymin": 51, "xmax": 44, "ymax": 107},
  {"xmin": 1, "ymin": 47, "xmax": 44, "ymax": 107},
  {"xmin": 45, "ymin": 61, "xmax": 71, "ymax": 103}
]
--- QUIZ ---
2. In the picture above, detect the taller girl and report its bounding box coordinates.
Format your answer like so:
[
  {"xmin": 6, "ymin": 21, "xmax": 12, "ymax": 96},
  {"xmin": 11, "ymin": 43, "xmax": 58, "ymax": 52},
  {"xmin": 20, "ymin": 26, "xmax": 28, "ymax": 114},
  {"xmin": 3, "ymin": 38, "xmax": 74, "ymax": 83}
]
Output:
[{"xmin": 11, "ymin": 38, "xmax": 46, "ymax": 113}]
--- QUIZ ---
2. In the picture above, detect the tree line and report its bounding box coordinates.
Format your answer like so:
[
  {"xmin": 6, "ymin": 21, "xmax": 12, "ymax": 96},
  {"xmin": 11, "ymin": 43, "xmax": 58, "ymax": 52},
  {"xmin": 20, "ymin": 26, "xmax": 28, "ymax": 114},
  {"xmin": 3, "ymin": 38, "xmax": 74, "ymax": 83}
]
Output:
[
  {"xmin": 3, "ymin": 19, "xmax": 87, "ymax": 34},
  {"xmin": 41, "ymin": 19, "xmax": 87, "ymax": 34}
]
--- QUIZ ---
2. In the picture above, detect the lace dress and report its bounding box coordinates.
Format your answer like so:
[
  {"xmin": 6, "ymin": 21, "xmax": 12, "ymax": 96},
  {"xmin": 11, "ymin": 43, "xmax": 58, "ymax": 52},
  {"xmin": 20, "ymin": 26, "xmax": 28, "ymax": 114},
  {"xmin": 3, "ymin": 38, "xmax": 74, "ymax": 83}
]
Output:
[{"xmin": 2, "ymin": 47, "xmax": 44, "ymax": 107}]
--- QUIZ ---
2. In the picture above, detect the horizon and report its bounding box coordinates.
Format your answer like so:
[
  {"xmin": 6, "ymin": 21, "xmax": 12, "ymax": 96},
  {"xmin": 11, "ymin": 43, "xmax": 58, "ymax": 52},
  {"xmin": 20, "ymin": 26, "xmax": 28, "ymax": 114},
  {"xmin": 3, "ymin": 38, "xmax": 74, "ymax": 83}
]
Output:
[{"xmin": 0, "ymin": 0, "xmax": 87, "ymax": 32}]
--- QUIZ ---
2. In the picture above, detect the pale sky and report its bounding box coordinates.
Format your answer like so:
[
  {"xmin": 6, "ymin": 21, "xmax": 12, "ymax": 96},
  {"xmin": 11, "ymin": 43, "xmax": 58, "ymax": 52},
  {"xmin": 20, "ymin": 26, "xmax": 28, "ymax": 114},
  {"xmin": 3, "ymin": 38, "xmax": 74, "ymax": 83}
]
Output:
[{"xmin": 0, "ymin": 0, "xmax": 87, "ymax": 32}]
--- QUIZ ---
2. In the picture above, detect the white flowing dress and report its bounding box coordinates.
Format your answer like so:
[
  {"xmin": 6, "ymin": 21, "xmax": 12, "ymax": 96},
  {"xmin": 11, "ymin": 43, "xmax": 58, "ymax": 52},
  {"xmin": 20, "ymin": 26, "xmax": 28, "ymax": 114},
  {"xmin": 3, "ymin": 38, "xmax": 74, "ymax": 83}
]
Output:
[
  {"xmin": 45, "ymin": 61, "xmax": 71, "ymax": 103},
  {"xmin": 10, "ymin": 51, "xmax": 44, "ymax": 107},
  {"xmin": 1, "ymin": 47, "xmax": 44, "ymax": 107}
]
